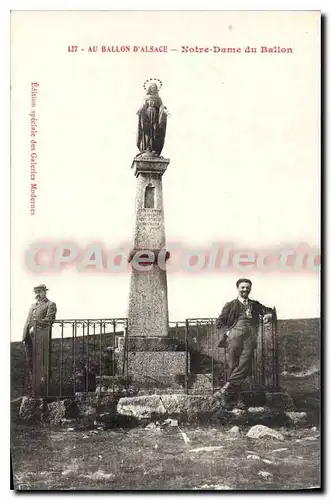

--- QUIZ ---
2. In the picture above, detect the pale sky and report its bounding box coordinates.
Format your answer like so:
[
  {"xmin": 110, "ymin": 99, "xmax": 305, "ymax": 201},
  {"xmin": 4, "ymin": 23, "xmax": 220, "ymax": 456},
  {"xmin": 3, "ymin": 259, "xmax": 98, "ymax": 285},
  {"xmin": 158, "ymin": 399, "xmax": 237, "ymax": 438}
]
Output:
[{"xmin": 10, "ymin": 10, "xmax": 320, "ymax": 340}]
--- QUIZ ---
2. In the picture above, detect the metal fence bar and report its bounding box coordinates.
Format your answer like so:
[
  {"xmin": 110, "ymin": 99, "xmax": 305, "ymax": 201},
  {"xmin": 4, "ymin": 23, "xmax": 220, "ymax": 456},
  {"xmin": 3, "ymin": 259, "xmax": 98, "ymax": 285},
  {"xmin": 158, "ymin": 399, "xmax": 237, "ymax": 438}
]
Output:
[
  {"xmin": 82, "ymin": 323, "xmax": 85, "ymax": 360},
  {"xmin": 46, "ymin": 324, "xmax": 52, "ymax": 398},
  {"xmin": 71, "ymin": 322, "xmax": 76, "ymax": 394},
  {"xmin": 260, "ymin": 315, "xmax": 265, "ymax": 387},
  {"xmin": 112, "ymin": 320, "xmax": 116, "ymax": 392},
  {"xmin": 254, "ymin": 342, "xmax": 258, "ymax": 384},
  {"xmin": 273, "ymin": 309, "xmax": 279, "ymax": 389},
  {"xmin": 122, "ymin": 325, "xmax": 128, "ymax": 376},
  {"xmin": 99, "ymin": 321, "xmax": 103, "ymax": 394},
  {"xmin": 60, "ymin": 322, "xmax": 64, "ymax": 397},
  {"xmin": 197, "ymin": 322, "xmax": 201, "ymax": 352},
  {"xmin": 86, "ymin": 321, "xmax": 90, "ymax": 394}
]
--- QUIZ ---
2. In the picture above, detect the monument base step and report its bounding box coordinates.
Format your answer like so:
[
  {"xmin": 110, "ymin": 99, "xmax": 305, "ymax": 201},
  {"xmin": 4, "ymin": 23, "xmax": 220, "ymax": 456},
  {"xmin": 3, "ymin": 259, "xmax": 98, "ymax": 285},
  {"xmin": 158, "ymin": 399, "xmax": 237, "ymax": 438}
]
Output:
[{"xmin": 12, "ymin": 392, "xmax": 313, "ymax": 429}]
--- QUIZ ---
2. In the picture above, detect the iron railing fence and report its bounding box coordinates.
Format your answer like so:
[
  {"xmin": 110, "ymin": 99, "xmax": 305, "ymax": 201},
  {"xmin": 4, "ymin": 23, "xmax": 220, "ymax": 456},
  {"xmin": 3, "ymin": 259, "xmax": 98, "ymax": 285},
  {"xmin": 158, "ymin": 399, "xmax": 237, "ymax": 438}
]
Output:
[
  {"xmin": 23, "ymin": 311, "xmax": 279, "ymax": 398},
  {"xmin": 185, "ymin": 310, "xmax": 279, "ymax": 394}
]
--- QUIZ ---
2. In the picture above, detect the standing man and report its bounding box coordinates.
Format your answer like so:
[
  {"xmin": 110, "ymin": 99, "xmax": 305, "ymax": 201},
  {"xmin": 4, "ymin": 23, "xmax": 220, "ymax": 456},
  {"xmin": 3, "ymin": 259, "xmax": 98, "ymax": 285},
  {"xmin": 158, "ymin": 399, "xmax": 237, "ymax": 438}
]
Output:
[
  {"xmin": 22, "ymin": 285, "xmax": 57, "ymax": 397},
  {"xmin": 216, "ymin": 278, "xmax": 274, "ymax": 405}
]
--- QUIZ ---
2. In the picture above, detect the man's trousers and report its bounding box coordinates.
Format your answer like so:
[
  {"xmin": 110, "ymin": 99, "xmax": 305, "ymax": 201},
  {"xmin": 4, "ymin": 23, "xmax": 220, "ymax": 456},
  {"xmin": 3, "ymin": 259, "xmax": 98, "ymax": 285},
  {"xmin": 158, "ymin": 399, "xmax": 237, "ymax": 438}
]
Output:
[
  {"xmin": 24, "ymin": 327, "xmax": 51, "ymax": 397},
  {"xmin": 226, "ymin": 326, "xmax": 256, "ymax": 391}
]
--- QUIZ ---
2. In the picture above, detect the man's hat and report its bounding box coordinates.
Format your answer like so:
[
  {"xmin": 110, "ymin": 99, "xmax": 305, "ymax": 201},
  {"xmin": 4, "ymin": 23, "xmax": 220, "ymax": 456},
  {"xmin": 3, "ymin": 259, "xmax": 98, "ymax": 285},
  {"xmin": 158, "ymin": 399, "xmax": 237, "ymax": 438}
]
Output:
[{"xmin": 33, "ymin": 284, "xmax": 49, "ymax": 291}]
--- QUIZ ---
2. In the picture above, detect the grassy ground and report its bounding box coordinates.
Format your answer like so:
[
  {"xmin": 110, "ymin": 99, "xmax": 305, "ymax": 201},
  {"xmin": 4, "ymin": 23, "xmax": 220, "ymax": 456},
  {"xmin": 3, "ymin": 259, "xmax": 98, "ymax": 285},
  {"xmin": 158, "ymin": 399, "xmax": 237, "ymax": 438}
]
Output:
[{"xmin": 11, "ymin": 424, "xmax": 320, "ymax": 491}]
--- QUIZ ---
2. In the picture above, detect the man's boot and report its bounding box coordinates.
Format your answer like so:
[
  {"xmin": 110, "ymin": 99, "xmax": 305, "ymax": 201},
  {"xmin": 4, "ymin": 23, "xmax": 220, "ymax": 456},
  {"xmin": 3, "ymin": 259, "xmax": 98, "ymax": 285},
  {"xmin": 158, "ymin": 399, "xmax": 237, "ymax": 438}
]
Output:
[
  {"xmin": 235, "ymin": 392, "xmax": 247, "ymax": 410},
  {"xmin": 218, "ymin": 382, "xmax": 234, "ymax": 409}
]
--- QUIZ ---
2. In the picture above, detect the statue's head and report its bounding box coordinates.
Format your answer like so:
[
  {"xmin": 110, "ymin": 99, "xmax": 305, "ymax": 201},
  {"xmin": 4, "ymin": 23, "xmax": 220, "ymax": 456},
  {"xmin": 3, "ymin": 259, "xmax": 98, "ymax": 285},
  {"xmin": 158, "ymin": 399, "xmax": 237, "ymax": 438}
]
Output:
[
  {"xmin": 143, "ymin": 78, "xmax": 162, "ymax": 95},
  {"xmin": 147, "ymin": 83, "xmax": 158, "ymax": 95}
]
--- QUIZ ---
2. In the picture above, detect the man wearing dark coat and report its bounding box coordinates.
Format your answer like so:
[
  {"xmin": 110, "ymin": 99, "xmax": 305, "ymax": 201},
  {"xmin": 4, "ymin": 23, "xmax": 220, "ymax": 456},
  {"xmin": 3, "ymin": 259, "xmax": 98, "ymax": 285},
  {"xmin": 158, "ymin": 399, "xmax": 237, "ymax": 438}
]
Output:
[
  {"xmin": 216, "ymin": 278, "xmax": 274, "ymax": 403},
  {"xmin": 22, "ymin": 284, "xmax": 57, "ymax": 396}
]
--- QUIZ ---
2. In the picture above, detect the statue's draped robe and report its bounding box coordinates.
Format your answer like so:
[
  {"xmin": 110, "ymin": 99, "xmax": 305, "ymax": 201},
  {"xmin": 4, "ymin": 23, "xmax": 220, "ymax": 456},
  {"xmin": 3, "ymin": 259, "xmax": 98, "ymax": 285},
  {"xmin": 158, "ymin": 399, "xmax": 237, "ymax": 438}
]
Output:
[{"xmin": 137, "ymin": 96, "xmax": 167, "ymax": 155}]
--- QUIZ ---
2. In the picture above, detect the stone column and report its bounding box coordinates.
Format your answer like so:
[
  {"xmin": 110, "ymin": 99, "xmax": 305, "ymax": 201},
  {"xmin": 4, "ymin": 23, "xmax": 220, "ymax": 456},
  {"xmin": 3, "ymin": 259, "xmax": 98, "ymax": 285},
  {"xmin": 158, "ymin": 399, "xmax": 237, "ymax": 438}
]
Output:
[
  {"xmin": 126, "ymin": 154, "xmax": 188, "ymax": 393},
  {"xmin": 128, "ymin": 155, "xmax": 170, "ymax": 338}
]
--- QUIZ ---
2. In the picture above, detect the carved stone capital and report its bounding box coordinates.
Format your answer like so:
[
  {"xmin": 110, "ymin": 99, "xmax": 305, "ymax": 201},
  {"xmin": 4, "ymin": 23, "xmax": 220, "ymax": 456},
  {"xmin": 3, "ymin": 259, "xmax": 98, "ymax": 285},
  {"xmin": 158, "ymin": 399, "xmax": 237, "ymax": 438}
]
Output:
[{"xmin": 131, "ymin": 156, "xmax": 170, "ymax": 177}]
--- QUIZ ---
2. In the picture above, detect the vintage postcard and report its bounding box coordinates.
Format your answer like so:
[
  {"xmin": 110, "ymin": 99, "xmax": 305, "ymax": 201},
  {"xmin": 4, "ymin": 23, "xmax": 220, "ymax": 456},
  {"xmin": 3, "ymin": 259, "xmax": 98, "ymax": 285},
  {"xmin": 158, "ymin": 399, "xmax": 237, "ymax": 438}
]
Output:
[{"xmin": 10, "ymin": 10, "xmax": 320, "ymax": 491}]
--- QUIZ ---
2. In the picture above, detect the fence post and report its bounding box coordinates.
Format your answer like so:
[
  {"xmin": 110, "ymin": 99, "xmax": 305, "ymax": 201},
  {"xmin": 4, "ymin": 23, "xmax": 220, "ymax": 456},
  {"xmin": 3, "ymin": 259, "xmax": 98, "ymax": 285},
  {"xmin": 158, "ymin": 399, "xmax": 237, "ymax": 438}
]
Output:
[
  {"xmin": 211, "ymin": 321, "xmax": 215, "ymax": 393},
  {"xmin": 59, "ymin": 322, "xmax": 64, "ymax": 398},
  {"xmin": 46, "ymin": 323, "xmax": 52, "ymax": 398},
  {"xmin": 185, "ymin": 320, "xmax": 189, "ymax": 395},
  {"xmin": 86, "ymin": 321, "xmax": 90, "ymax": 394},
  {"xmin": 273, "ymin": 307, "xmax": 280, "ymax": 390},
  {"xmin": 122, "ymin": 325, "xmax": 128, "ymax": 377},
  {"xmin": 260, "ymin": 315, "xmax": 265, "ymax": 387},
  {"xmin": 99, "ymin": 321, "xmax": 103, "ymax": 394},
  {"xmin": 72, "ymin": 322, "xmax": 76, "ymax": 395}
]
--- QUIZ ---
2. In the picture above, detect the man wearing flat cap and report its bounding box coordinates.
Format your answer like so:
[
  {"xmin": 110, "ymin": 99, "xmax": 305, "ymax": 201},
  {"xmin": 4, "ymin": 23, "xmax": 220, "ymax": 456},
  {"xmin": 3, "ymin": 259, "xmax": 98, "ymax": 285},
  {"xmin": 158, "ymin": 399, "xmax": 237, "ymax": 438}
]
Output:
[
  {"xmin": 216, "ymin": 278, "xmax": 274, "ymax": 406},
  {"xmin": 22, "ymin": 285, "xmax": 57, "ymax": 396}
]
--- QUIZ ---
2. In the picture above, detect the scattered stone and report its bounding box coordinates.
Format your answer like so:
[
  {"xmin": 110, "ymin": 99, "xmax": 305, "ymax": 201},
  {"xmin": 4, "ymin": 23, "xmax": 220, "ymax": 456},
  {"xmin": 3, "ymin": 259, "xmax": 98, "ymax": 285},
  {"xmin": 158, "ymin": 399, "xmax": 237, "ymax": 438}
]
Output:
[
  {"xmin": 247, "ymin": 454, "xmax": 260, "ymax": 460},
  {"xmin": 83, "ymin": 470, "xmax": 115, "ymax": 481},
  {"xmin": 231, "ymin": 409, "xmax": 246, "ymax": 417},
  {"xmin": 262, "ymin": 459, "xmax": 274, "ymax": 464},
  {"xmin": 272, "ymin": 448, "xmax": 288, "ymax": 453},
  {"xmin": 258, "ymin": 471, "xmax": 272, "ymax": 478},
  {"xmin": 190, "ymin": 446, "xmax": 224, "ymax": 453},
  {"xmin": 62, "ymin": 470, "xmax": 74, "ymax": 477},
  {"xmin": 246, "ymin": 425, "xmax": 284, "ymax": 441},
  {"xmin": 95, "ymin": 394, "xmax": 119, "ymax": 417},
  {"xmin": 60, "ymin": 418, "xmax": 76, "ymax": 426},
  {"xmin": 117, "ymin": 394, "xmax": 220, "ymax": 422},
  {"xmin": 98, "ymin": 412, "xmax": 116, "ymax": 426},
  {"xmin": 265, "ymin": 391, "xmax": 295, "ymax": 411},
  {"xmin": 67, "ymin": 427, "xmax": 75, "ymax": 431},
  {"xmin": 311, "ymin": 426, "xmax": 317, "ymax": 432},
  {"xmin": 248, "ymin": 407, "xmax": 266, "ymax": 414},
  {"xmin": 302, "ymin": 436, "xmax": 318, "ymax": 441},
  {"xmin": 193, "ymin": 484, "xmax": 232, "ymax": 490},
  {"xmin": 11, "ymin": 397, "xmax": 23, "ymax": 422},
  {"xmin": 47, "ymin": 399, "xmax": 78, "ymax": 426},
  {"xmin": 117, "ymin": 395, "xmax": 167, "ymax": 419},
  {"xmin": 227, "ymin": 426, "xmax": 240, "ymax": 435},
  {"xmin": 18, "ymin": 397, "xmax": 46, "ymax": 424},
  {"xmin": 145, "ymin": 422, "xmax": 158, "ymax": 430},
  {"xmin": 178, "ymin": 427, "xmax": 190, "ymax": 444},
  {"xmin": 285, "ymin": 411, "xmax": 308, "ymax": 425},
  {"xmin": 162, "ymin": 418, "xmax": 178, "ymax": 427}
]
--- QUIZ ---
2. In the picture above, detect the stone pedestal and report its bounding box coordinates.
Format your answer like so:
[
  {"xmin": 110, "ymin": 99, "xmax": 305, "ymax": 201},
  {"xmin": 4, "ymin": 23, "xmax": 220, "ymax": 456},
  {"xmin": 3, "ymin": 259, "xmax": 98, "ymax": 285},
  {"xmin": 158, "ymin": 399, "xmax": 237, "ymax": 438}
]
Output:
[{"xmin": 127, "ymin": 351, "xmax": 187, "ymax": 392}]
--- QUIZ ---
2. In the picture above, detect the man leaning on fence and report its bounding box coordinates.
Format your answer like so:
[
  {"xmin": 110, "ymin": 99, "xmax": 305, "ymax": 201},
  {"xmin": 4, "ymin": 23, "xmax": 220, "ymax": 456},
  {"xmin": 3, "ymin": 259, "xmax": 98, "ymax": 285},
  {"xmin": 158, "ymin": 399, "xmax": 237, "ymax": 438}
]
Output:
[
  {"xmin": 216, "ymin": 278, "xmax": 274, "ymax": 407},
  {"xmin": 22, "ymin": 284, "xmax": 57, "ymax": 397}
]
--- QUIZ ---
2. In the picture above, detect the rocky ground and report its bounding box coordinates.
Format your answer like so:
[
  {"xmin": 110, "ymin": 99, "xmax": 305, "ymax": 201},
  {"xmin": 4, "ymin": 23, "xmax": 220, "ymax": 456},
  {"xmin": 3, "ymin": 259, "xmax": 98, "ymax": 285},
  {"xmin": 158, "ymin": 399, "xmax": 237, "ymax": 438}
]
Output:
[{"xmin": 11, "ymin": 423, "xmax": 320, "ymax": 491}]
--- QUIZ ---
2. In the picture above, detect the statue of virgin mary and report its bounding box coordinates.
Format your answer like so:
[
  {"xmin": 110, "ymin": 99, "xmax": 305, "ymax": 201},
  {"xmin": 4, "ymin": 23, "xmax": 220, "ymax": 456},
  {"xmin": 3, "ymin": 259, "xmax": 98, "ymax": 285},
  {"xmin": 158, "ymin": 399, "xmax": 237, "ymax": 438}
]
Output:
[{"xmin": 136, "ymin": 81, "xmax": 168, "ymax": 156}]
